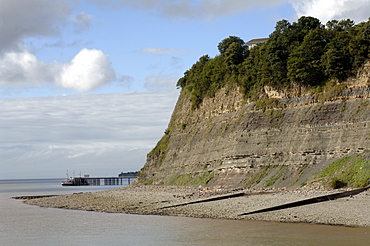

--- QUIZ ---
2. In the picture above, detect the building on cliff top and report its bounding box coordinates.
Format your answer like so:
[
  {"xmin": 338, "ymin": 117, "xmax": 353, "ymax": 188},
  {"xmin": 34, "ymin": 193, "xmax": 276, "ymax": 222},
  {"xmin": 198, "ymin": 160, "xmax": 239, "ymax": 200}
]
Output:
[{"xmin": 246, "ymin": 38, "xmax": 269, "ymax": 49}]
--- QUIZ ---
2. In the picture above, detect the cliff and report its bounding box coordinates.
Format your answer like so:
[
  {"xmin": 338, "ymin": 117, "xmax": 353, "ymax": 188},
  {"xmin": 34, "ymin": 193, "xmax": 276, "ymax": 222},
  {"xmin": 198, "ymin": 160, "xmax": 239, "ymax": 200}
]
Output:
[{"xmin": 137, "ymin": 62, "xmax": 370, "ymax": 189}]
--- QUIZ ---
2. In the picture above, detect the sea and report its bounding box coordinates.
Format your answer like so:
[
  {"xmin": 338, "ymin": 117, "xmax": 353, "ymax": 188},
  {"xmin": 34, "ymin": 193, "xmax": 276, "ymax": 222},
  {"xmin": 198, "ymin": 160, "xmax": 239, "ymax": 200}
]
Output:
[{"xmin": 0, "ymin": 179, "xmax": 369, "ymax": 246}]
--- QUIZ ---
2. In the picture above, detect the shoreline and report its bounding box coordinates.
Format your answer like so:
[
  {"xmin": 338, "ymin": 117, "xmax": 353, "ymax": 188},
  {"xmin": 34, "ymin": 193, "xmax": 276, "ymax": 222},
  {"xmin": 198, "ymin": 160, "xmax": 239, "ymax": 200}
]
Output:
[{"xmin": 24, "ymin": 185, "xmax": 370, "ymax": 227}]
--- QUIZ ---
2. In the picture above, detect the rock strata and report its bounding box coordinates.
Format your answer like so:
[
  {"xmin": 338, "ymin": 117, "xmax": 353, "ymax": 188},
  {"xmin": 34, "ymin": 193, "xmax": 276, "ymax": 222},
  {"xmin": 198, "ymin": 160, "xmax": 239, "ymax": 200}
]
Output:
[
  {"xmin": 139, "ymin": 84, "xmax": 370, "ymax": 188},
  {"xmin": 136, "ymin": 62, "xmax": 370, "ymax": 188}
]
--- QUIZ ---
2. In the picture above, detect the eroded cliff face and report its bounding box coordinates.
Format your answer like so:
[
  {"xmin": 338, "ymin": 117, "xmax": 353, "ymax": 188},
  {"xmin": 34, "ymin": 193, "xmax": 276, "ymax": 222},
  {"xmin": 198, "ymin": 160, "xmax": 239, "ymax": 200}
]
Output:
[{"xmin": 137, "ymin": 63, "xmax": 370, "ymax": 189}]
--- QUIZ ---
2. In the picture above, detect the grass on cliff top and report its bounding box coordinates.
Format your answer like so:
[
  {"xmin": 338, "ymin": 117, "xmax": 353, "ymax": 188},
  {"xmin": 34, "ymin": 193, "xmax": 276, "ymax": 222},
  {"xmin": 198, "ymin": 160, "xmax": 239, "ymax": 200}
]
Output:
[{"xmin": 319, "ymin": 154, "xmax": 370, "ymax": 189}]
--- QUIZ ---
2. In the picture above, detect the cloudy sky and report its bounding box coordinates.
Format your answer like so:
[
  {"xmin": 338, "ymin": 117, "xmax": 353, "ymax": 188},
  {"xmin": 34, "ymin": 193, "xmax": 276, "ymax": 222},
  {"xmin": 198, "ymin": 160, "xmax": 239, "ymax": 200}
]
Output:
[{"xmin": 1, "ymin": 0, "xmax": 370, "ymax": 179}]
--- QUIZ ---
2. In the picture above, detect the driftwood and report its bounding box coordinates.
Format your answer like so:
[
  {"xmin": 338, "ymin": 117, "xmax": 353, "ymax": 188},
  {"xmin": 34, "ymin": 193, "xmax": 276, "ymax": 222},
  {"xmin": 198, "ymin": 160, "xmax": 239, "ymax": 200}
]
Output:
[{"xmin": 238, "ymin": 185, "xmax": 370, "ymax": 216}]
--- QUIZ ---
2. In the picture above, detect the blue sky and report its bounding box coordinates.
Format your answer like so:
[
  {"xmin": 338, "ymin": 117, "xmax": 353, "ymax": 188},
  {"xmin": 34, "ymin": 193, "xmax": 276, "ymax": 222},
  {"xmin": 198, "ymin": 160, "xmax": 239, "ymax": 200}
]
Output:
[{"xmin": 1, "ymin": 0, "xmax": 370, "ymax": 179}]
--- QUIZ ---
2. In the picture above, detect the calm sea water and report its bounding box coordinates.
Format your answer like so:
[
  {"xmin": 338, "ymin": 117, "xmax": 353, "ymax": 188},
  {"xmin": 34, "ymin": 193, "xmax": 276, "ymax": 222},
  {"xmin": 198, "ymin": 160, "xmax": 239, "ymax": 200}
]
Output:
[{"xmin": 0, "ymin": 179, "xmax": 369, "ymax": 246}]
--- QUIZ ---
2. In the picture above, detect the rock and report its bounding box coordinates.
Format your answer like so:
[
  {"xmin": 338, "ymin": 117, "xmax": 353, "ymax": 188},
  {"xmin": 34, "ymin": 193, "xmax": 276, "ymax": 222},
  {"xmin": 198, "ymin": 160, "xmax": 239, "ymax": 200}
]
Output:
[{"xmin": 138, "ymin": 65, "xmax": 370, "ymax": 188}]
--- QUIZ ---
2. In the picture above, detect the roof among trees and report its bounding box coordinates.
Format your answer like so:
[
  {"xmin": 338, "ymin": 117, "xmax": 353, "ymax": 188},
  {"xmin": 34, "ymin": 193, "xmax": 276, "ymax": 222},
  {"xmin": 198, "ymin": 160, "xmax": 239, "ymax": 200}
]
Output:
[{"xmin": 246, "ymin": 38, "xmax": 269, "ymax": 45}]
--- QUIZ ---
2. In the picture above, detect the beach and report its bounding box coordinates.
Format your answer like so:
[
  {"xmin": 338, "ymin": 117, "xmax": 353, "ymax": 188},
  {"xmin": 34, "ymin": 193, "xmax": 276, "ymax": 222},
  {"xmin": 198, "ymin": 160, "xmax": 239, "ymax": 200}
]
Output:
[{"xmin": 25, "ymin": 185, "xmax": 370, "ymax": 227}]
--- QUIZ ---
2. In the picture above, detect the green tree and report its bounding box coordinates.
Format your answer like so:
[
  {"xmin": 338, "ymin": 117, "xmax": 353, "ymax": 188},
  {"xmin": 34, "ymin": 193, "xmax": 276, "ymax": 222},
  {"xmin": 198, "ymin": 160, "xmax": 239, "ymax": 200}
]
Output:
[
  {"xmin": 217, "ymin": 36, "xmax": 246, "ymax": 54},
  {"xmin": 287, "ymin": 28, "xmax": 327, "ymax": 85},
  {"xmin": 201, "ymin": 55, "xmax": 227, "ymax": 98},
  {"xmin": 239, "ymin": 45, "xmax": 268, "ymax": 98},
  {"xmin": 349, "ymin": 19, "xmax": 370, "ymax": 69},
  {"xmin": 326, "ymin": 19, "xmax": 354, "ymax": 32},
  {"xmin": 264, "ymin": 21, "xmax": 292, "ymax": 86},
  {"xmin": 176, "ymin": 55, "xmax": 210, "ymax": 89},
  {"xmin": 273, "ymin": 19, "xmax": 291, "ymax": 34},
  {"xmin": 322, "ymin": 32, "xmax": 353, "ymax": 81},
  {"xmin": 290, "ymin": 16, "xmax": 323, "ymax": 43},
  {"xmin": 223, "ymin": 42, "xmax": 249, "ymax": 67}
]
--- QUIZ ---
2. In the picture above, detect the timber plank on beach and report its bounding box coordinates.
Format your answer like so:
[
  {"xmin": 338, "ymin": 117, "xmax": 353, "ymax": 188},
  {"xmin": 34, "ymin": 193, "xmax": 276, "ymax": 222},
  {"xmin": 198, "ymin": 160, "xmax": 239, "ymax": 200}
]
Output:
[{"xmin": 238, "ymin": 185, "xmax": 370, "ymax": 216}]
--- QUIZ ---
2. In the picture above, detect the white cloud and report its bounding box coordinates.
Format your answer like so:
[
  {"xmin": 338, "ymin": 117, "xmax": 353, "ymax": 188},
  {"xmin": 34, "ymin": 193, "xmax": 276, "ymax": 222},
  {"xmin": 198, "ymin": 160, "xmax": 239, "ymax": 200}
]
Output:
[
  {"xmin": 289, "ymin": 0, "xmax": 370, "ymax": 23},
  {"xmin": 0, "ymin": 91, "xmax": 179, "ymax": 178},
  {"xmin": 90, "ymin": 0, "xmax": 370, "ymax": 23},
  {"xmin": 89, "ymin": 0, "xmax": 285, "ymax": 20},
  {"xmin": 0, "ymin": 48, "xmax": 116, "ymax": 91},
  {"xmin": 71, "ymin": 12, "xmax": 94, "ymax": 33},
  {"xmin": 59, "ymin": 49, "xmax": 116, "ymax": 91},
  {"xmin": 0, "ymin": 0, "xmax": 70, "ymax": 52},
  {"xmin": 0, "ymin": 1, "xmax": 116, "ymax": 92},
  {"xmin": 0, "ymin": 51, "xmax": 56, "ymax": 85},
  {"xmin": 162, "ymin": 0, "xmax": 285, "ymax": 20}
]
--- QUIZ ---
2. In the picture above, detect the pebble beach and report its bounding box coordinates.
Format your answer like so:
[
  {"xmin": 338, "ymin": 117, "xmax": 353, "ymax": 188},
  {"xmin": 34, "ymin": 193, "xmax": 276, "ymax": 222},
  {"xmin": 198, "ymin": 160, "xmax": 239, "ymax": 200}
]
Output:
[{"xmin": 25, "ymin": 185, "xmax": 370, "ymax": 227}]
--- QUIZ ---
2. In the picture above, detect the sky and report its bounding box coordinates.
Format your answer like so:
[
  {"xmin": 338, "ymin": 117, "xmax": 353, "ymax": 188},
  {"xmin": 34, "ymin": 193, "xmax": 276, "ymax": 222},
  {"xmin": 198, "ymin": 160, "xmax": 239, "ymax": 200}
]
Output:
[{"xmin": 1, "ymin": 0, "xmax": 370, "ymax": 179}]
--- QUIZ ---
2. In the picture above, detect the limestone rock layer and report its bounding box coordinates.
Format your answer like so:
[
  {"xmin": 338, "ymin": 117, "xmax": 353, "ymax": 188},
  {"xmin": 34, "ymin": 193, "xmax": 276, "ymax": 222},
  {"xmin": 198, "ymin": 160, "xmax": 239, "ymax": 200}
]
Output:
[{"xmin": 138, "ymin": 69, "xmax": 370, "ymax": 188}]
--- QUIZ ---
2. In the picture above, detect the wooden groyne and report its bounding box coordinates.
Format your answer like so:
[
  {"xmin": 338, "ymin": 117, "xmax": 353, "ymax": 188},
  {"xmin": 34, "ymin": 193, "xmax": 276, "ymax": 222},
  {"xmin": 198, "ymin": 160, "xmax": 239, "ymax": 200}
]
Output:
[
  {"xmin": 160, "ymin": 191, "xmax": 273, "ymax": 210},
  {"xmin": 12, "ymin": 195, "xmax": 59, "ymax": 200},
  {"xmin": 238, "ymin": 185, "xmax": 370, "ymax": 216},
  {"xmin": 159, "ymin": 185, "xmax": 370, "ymax": 215},
  {"xmin": 160, "ymin": 192, "xmax": 247, "ymax": 209}
]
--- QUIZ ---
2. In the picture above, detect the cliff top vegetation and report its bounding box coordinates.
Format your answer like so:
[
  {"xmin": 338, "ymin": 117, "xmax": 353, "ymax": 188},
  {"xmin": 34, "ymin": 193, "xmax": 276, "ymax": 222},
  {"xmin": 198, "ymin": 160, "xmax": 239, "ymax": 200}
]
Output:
[{"xmin": 176, "ymin": 16, "xmax": 370, "ymax": 108}]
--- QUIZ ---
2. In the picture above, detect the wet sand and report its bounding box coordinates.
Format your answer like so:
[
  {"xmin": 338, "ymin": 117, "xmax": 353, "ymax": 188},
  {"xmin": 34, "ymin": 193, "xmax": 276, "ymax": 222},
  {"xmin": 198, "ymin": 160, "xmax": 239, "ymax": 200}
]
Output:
[{"xmin": 25, "ymin": 185, "xmax": 370, "ymax": 227}]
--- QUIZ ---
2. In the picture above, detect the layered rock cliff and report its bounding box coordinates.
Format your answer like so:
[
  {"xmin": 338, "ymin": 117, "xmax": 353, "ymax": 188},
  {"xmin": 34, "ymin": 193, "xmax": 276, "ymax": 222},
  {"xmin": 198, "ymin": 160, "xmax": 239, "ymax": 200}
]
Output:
[{"xmin": 137, "ymin": 63, "xmax": 370, "ymax": 189}]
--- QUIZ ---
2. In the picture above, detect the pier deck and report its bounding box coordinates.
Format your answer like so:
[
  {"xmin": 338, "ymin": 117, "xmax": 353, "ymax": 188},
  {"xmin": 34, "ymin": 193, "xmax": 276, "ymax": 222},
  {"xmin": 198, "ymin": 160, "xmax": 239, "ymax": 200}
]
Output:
[{"xmin": 62, "ymin": 176, "xmax": 137, "ymax": 186}]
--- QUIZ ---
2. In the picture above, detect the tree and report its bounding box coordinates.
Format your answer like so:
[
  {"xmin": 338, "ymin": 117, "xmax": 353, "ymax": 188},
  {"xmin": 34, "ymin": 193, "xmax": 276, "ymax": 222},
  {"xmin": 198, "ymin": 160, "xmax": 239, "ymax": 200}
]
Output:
[
  {"xmin": 349, "ymin": 36, "xmax": 369, "ymax": 69},
  {"xmin": 201, "ymin": 56, "xmax": 227, "ymax": 97},
  {"xmin": 239, "ymin": 45, "xmax": 268, "ymax": 98},
  {"xmin": 176, "ymin": 55, "xmax": 210, "ymax": 89},
  {"xmin": 290, "ymin": 16, "xmax": 323, "ymax": 43},
  {"xmin": 272, "ymin": 19, "xmax": 291, "ymax": 35},
  {"xmin": 287, "ymin": 29, "xmax": 327, "ymax": 85},
  {"xmin": 265, "ymin": 29, "xmax": 290, "ymax": 85},
  {"xmin": 326, "ymin": 19, "xmax": 354, "ymax": 32},
  {"xmin": 223, "ymin": 42, "xmax": 249, "ymax": 66},
  {"xmin": 349, "ymin": 19, "xmax": 370, "ymax": 69},
  {"xmin": 322, "ymin": 32, "xmax": 352, "ymax": 81},
  {"xmin": 217, "ymin": 36, "xmax": 246, "ymax": 54}
]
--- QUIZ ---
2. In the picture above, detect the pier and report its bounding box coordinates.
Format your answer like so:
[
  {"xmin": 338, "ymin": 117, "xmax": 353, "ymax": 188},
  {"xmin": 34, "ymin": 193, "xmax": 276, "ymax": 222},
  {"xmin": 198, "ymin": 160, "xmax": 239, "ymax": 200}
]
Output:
[{"xmin": 62, "ymin": 176, "xmax": 137, "ymax": 186}]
